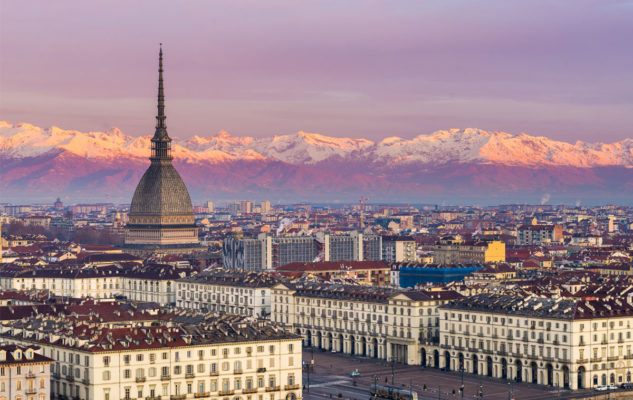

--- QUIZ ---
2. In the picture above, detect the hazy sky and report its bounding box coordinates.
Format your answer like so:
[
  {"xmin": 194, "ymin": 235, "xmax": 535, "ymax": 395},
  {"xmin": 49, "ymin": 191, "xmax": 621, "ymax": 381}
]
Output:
[{"xmin": 1, "ymin": 0, "xmax": 632, "ymax": 142}]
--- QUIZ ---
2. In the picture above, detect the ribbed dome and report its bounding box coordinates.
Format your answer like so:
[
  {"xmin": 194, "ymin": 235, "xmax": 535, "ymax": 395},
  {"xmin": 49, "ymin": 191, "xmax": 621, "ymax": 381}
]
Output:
[{"xmin": 129, "ymin": 161, "xmax": 194, "ymax": 216}]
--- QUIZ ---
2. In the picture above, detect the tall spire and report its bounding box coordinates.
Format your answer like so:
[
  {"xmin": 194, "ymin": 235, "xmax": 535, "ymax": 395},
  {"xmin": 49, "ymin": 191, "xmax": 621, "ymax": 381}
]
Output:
[
  {"xmin": 155, "ymin": 44, "xmax": 167, "ymax": 136},
  {"xmin": 151, "ymin": 44, "xmax": 172, "ymax": 161}
]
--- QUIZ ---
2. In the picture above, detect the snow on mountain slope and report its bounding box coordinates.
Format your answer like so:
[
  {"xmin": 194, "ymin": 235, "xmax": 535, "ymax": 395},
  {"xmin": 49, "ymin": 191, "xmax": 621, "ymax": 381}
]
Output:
[{"xmin": 2, "ymin": 121, "xmax": 633, "ymax": 168}]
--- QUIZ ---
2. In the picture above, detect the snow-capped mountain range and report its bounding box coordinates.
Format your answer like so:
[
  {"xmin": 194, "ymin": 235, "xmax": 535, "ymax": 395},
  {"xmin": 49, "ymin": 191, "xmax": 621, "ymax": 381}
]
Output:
[
  {"xmin": 2, "ymin": 121, "xmax": 633, "ymax": 204},
  {"xmin": 3, "ymin": 121, "xmax": 633, "ymax": 168}
]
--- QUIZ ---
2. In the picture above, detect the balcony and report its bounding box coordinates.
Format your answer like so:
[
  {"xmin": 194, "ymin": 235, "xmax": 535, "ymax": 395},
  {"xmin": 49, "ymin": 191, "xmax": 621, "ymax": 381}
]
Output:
[
  {"xmin": 242, "ymin": 388, "xmax": 258, "ymax": 394},
  {"xmin": 161, "ymin": 375, "xmax": 171, "ymax": 381},
  {"xmin": 266, "ymin": 386, "xmax": 281, "ymax": 392},
  {"xmin": 185, "ymin": 372, "xmax": 195, "ymax": 379},
  {"xmin": 136, "ymin": 377, "xmax": 146, "ymax": 383},
  {"xmin": 219, "ymin": 390, "xmax": 235, "ymax": 396},
  {"xmin": 285, "ymin": 384, "xmax": 301, "ymax": 390},
  {"xmin": 194, "ymin": 392, "xmax": 210, "ymax": 398}
]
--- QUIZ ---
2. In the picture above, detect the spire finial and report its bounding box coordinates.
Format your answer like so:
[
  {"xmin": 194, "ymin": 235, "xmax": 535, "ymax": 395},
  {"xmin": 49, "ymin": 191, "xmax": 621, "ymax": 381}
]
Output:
[
  {"xmin": 151, "ymin": 44, "xmax": 172, "ymax": 161},
  {"xmin": 156, "ymin": 44, "xmax": 166, "ymax": 132}
]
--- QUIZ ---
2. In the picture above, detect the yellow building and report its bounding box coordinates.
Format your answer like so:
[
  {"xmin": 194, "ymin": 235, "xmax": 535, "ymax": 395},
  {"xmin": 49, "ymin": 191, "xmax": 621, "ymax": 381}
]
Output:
[{"xmin": 433, "ymin": 236, "xmax": 505, "ymax": 264}]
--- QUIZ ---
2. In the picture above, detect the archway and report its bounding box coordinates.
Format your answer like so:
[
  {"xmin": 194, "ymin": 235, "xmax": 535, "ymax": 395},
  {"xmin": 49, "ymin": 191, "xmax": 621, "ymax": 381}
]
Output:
[
  {"xmin": 530, "ymin": 362, "xmax": 538, "ymax": 384},
  {"xmin": 577, "ymin": 367, "xmax": 585, "ymax": 389},
  {"xmin": 515, "ymin": 360, "xmax": 522, "ymax": 382},
  {"xmin": 433, "ymin": 350, "xmax": 440, "ymax": 368},
  {"xmin": 350, "ymin": 335, "xmax": 356, "ymax": 355},
  {"xmin": 562, "ymin": 366, "xmax": 570, "ymax": 389},
  {"xmin": 486, "ymin": 357, "xmax": 493, "ymax": 377},
  {"xmin": 444, "ymin": 351, "xmax": 451, "ymax": 370},
  {"xmin": 472, "ymin": 355, "xmax": 478, "ymax": 375},
  {"xmin": 421, "ymin": 348, "xmax": 427, "ymax": 367},
  {"xmin": 501, "ymin": 359, "xmax": 508, "ymax": 380},
  {"xmin": 360, "ymin": 337, "xmax": 367, "ymax": 357},
  {"xmin": 372, "ymin": 338, "xmax": 378, "ymax": 358},
  {"xmin": 545, "ymin": 364, "xmax": 553, "ymax": 386}
]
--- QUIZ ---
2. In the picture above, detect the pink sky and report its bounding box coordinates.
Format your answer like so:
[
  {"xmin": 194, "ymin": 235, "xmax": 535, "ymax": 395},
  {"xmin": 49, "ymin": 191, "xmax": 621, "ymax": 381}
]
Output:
[{"xmin": 1, "ymin": 0, "xmax": 632, "ymax": 142}]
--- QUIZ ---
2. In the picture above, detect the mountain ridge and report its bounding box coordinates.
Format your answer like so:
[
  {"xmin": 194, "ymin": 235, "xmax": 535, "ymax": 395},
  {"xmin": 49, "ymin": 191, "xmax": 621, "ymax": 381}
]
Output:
[{"xmin": 2, "ymin": 121, "xmax": 633, "ymax": 204}]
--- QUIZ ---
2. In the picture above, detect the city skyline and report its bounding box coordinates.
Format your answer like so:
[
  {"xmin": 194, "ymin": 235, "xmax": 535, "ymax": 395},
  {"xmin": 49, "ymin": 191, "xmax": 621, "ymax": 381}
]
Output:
[{"xmin": 1, "ymin": 0, "xmax": 632, "ymax": 142}]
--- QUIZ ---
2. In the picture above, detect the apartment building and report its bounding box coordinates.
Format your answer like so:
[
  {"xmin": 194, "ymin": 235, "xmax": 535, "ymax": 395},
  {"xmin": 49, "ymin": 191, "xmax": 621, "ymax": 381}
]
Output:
[
  {"xmin": 440, "ymin": 293, "xmax": 633, "ymax": 390},
  {"xmin": 0, "ymin": 344, "xmax": 53, "ymax": 400},
  {"xmin": 516, "ymin": 224, "xmax": 563, "ymax": 245},
  {"xmin": 0, "ymin": 314, "xmax": 302, "ymax": 400},
  {"xmin": 271, "ymin": 282, "xmax": 461, "ymax": 365},
  {"xmin": 433, "ymin": 236, "xmax": 505, "ymax": 265},
  {"xmin": 382, "ymin": 236, "xmax": 416, "ymax": 263},
  {"xmin": 0, "ymin": 264, "xmax": 195, "ymax": 306},
  {"xmin": 176, "ymin": 269, "xmax": 280, "ymax": 317}
]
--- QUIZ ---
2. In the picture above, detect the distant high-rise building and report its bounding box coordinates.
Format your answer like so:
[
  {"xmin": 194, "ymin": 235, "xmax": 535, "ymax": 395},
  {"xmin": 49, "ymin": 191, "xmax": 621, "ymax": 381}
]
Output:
[
  {"xmin": 206, "ymin": 200, "xmax": 214, "ymax": 212},
  {"xmin": 322, "ymin": 232, "xmax": 382, "ymax": 262},
  {"xmin": 382, "ymin": 236, "xmax": 417, "ymax": 263},
  {"xmin": 228, "ymin": 203, "xmax": 241, "ymax": 216},
  {"xmin": 239, "ymin": 200, "xmax": 253, "ymax": 214},
  {"xmin": 124, "ymin": 46, "xmax": 202, "ymax": 255}
]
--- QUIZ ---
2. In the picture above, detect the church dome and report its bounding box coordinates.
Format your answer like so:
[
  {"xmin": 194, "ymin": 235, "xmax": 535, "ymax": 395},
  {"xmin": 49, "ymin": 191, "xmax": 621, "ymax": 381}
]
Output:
[{"xmin": 129, "ymin": 162, "xmax": 194, "ymax": 216}]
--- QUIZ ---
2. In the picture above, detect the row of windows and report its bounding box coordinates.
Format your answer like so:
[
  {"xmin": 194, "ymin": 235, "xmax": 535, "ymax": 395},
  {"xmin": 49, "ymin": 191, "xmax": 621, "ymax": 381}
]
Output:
[{"xmin": 103, "ymin": 345, "xmax": 292, "ymax": 366}]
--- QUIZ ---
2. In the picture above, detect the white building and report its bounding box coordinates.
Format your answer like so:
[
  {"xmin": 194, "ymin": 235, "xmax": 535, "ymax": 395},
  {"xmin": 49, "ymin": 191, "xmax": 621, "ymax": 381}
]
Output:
[
  {"xmin": 271, "ymin": 281, "xmax": 461, "ymax": 365},
  {"xmin": 176, "ymin": 269, "xmax": 280, "ymax": 317},
  {"xmin": 440, "ymin": 293, "xmax": 633, "ymax": 390},
  {"xmin": 0, "ymin": 314, "xmax": 302, "ymax": 400}
]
